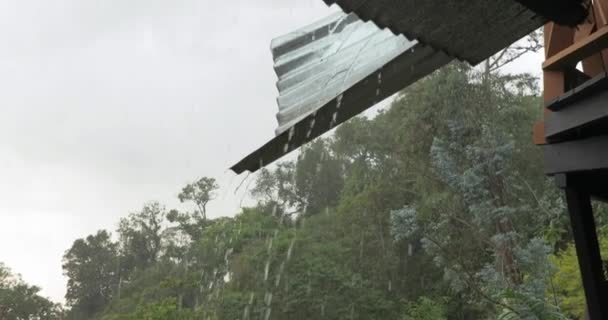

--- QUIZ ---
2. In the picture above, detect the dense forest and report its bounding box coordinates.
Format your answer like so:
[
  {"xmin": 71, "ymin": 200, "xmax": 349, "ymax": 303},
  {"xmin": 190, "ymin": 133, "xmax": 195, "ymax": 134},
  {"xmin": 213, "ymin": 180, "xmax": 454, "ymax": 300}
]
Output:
[{"xmin": 3, "ymin": 62, "xmax": 607, "ymax": 320}]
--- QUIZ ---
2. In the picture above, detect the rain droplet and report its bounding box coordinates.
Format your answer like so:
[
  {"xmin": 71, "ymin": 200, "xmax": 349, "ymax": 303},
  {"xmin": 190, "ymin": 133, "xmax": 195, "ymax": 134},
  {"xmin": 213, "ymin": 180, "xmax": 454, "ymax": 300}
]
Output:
[
  {"xmin": 287, "ymin": 238, "xmax": 296, "ymax": 261},
  {"xmin": 288, "ymin": 126, "xmax": 295, "ymax": 142},
  {"xmin": 224, "ymin": 248, "xmax": 233, "ymax": 263},
  {"xmin": 265, "ymin": 292, "xmax": 273, "ymax": 306},
  {"xmin": 267, "ymin": 237, "xmax": 274, "ymax": 254},
  {"xmin": 275, "ymin": 261, "xmax": 285, "ymax": 287},
  {"xmin": 309, "ymin": 118, "xmax": 316, "ymax": 129},
  {"xmin": 272, "ymin": 204, "xmax": 278, "ymax": 217},
  {"xmin": 336, "ymin": 94, "xmax": 343, "ymax": 109},
  {"xmin": 306, "ymin": 274, "xmax": 312, "ymax": 295},
  {"xmin": 242, "ymin": 306, "xmax": 250, "ymax": 320},
  {"xmin": 264, "ymin": 260, "xmax": 270, "ymax": 281},
  {"xmin": 330, "ymin": 112, "xmax": 338, "ymax": 128}
]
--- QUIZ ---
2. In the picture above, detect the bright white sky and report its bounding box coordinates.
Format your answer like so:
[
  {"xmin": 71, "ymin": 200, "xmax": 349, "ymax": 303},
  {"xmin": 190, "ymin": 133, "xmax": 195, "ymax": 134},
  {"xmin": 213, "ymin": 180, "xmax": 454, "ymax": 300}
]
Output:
[{"xmin": 0, "ymin": 0, "xmax": 542, "ymax": 303}]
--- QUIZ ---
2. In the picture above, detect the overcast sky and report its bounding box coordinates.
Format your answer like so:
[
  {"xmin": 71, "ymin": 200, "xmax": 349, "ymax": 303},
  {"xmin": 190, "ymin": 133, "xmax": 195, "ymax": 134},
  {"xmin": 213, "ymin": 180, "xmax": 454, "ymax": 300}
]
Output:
[
  {"xmin": 0, "ymin": 0, "xmax": 543, "ymax": 304},
  {"xmin": 0, "ymin": 0, "xmax": 340, "ymax": 303}
]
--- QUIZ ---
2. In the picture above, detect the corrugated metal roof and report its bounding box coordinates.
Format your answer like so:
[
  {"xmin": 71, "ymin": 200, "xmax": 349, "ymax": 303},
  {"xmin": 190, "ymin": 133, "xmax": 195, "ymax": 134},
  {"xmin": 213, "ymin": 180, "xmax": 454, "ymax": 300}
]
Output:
[
  {"xmin": 272, "ymin": 12, "xmax": 419, "ymax": 135},
  {"xmin": 231, "ymin": 13, "xmax": 451, "ymax": 174},
  {"xmin": 323, "ymin": 0, "xmax": 547, "ymax": 64}
]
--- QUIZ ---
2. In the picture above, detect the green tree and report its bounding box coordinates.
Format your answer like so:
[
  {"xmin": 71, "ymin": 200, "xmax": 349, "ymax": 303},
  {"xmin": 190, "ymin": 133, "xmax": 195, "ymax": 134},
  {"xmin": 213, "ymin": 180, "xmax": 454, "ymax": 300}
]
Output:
[
  {"xmin": 63, "ymin": 230, "xmax": 119, "ymax": 319},
  {"xmin": 402, "ymin": 297, "xmax": 447, "ymax": 320},
  {"xmin": 251, "ymin": 140, "xmax": 344, "ymax": 217},
  {"xmin": 0, "ymin": 263, "xmax": 63, "ymax": 320},
  {"xmin": 294, "ymin": 140, "xmax": 344, "ymax": 215},
  {"xmin": 118, "ymin": 202, "xmax": 166, "ymax": 272},
  {"xmin": 250, "ymin": 162, "xmax": 298, "ymax": 217},
  {"xmin": 388, "ymin": 63, "xmax": 562, "ymax": 317},
  {"xmin": 178, "ymin": 177, "xmax": 219, "ymax": 221}
]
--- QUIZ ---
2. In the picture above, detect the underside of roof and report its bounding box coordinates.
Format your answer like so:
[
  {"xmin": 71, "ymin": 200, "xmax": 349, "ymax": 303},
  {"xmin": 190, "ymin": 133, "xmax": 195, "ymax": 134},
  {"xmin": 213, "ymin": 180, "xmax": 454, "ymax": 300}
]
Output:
[
  {"xmin": 231, "ymin": 13, "xmax": 451, "ymax": 174},
  {"xmin": 323, "ymin": 0, "xmax": 587, "ymax": 64}
]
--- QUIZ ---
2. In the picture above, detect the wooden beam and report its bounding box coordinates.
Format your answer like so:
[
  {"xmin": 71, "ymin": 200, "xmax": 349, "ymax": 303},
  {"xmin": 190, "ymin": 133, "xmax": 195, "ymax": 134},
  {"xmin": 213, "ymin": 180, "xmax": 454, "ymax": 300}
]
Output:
[
  {"xmin": 543, "ymin": 26, "xmax": 608, "ymax": 71},
  {"xmin": 545, "ymin": 72, "xmax": 608, "ymax": 111},
  {"xmin": 545, "ymin": 88, "xmax": 608, "ymax": 142},
  {"xmin": 545, "ymin": 22, "xmax": 575, "ymax": 58},
  {"xmin": 544, "ymin": 135, "xmax": 608, "ymax": 175},
  {"xmin": 543, "ymin": 70, "xmax": 567, "ymax": 103},
  {"xmin": 533, "ymin": 121, "xmax": 546, "ymax": 145}
]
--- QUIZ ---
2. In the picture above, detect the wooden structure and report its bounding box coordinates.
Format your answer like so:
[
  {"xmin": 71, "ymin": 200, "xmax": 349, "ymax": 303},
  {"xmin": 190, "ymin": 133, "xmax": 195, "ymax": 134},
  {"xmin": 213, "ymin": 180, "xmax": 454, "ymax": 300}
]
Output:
[{"xmin": 536, "ymin": 1, "xmax": 608, "ymax": 318}]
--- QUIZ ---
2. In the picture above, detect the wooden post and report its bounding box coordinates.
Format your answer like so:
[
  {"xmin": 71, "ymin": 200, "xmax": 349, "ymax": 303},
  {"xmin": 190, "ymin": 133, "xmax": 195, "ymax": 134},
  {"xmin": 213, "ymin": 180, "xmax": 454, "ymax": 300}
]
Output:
[{"xmin": 540, "ymin": 2, "xmax": 608, "ymax": 319}]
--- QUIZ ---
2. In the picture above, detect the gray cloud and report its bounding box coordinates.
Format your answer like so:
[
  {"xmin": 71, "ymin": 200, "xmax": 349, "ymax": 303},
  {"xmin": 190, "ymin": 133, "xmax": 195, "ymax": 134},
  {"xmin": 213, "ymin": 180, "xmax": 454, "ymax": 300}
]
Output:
[{"xmin": 0, "ymin": 0, "xmax": 336, "ymax": 302}]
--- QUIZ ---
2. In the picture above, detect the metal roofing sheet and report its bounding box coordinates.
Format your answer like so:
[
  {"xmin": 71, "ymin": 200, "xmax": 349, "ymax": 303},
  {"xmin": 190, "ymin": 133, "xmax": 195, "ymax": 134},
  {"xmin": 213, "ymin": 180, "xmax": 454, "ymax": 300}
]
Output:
[
  {"xmin": 272, "ymin": 12, "xmax": 419, "ymax": 135},
  {"xmin": 323, "ymin": 0, "xmax": 547, "ymax": 64},
  {"xmin": 231, "ymin": 13, "xmax": 451, "ymax": 174}
]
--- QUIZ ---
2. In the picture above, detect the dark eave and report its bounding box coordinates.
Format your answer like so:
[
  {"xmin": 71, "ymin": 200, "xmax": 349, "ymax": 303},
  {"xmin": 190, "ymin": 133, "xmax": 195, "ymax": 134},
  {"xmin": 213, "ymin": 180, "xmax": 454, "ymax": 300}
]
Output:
[{"xmin": 323, "ymin": 0, "xmax": 586, "ymax": 64}]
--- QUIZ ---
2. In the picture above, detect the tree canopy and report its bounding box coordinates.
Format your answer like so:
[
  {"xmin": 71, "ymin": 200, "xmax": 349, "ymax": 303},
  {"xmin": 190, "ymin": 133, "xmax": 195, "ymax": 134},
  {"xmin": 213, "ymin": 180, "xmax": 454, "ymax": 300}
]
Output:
[
  {"xmin": 0, "ymin": 263, "xmax": 63, "ymax": 320},
  {"xmin": 5, "ymin": 55, "xmax": 598, "ymax": 320}
]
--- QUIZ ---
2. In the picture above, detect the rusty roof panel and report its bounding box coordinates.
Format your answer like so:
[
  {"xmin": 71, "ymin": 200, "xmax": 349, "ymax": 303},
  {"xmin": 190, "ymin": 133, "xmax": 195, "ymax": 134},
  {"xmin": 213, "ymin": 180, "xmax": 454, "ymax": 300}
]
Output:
[
  {"xmin": 323, "ymin": 0, "xmax": 547, "ymax": 64},
  {"xmin": 231, "ymin": 13, "xmax": 451, "ymax": 174}
]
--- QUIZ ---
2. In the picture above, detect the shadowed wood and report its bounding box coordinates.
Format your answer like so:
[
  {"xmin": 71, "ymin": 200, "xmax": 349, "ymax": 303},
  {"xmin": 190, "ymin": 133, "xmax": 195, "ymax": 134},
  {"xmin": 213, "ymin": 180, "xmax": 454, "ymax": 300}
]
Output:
[
  {"xmin": 543, "ymin": 135, "xmax": 608, "ymax": 174},
  {"xmin": 543, "ymin": 26, "xmax": 608, "ymax": 71}
]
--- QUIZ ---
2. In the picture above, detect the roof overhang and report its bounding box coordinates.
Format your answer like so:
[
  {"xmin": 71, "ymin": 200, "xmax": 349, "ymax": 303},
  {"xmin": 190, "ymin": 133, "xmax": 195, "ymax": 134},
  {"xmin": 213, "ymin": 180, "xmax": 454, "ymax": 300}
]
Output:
[
  {"xmin": 231, "ymin": 13, "xmax": 451, "ymax": 174},
  {"xmin": 230, "ymin": 0, "xmax": 588, "ymax": 174}
]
